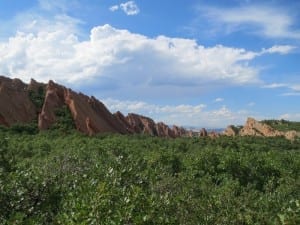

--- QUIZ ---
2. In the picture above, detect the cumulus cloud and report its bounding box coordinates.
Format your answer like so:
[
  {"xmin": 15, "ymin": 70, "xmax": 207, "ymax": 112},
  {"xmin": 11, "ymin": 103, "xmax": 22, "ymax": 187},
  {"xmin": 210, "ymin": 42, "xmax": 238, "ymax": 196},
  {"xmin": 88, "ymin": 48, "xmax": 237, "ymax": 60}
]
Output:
[
  {"xmin": 110, "ymin": 1, "xmax": 140, "ymax": 15},
  {"xmin": 0, "ymin": 16, "xmax": 292, "ymax": 99},
  {"xmin": 198, "ymin": 5, "xmax": 300, "ymax": 39},
  {"xmin": 0, "ymin": 21, "xmax": 262, "ymax": 86},
  {"xmin": 103, "ymin": 98, "xmax": 249, "ymax": 127}
]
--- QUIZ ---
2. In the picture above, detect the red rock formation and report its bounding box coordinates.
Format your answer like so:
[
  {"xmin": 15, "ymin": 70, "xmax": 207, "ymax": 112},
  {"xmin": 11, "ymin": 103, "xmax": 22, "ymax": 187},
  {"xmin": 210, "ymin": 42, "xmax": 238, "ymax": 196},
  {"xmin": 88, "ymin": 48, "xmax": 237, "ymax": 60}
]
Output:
[
  {"xmin": 38, "ymin": 81, "xmax": 65, "ymax": 130},
  {"xmin": 284, "ymin": 130, "xmax": 299, "ymax": 141},
  {"xmin": 0, "ymin": 76, "xmax": 218, "ymax": 138},
  {"xmin": 239, "ymin": 117, "xmax": 283, "ymax": 137},
  {"xmin": 39, "ymin": 80, "xmax": 128, "ymax": 135},
  {"xmin": 125, "ymin": 113, "xmax": 158, "ymax": 136},
  {"xmin": 199, "ymin": 128, "xmax": 208, "ymax": 137},
  {"xmin": 223, "ymin": 125, "xmax": 239, "ymax": 136},
  {"xmin": 114, "ymin": 111, "xmax": 134, "ymax": 134},
  {"xmin": 172, "ymin": 125, "xmax": 188, "ymax": 137},
  {"xmin": 156, "ymin": 122, "xmax": 176, "ymax": 138},
  {"xmin": 208, "ymin": 131, "xmax": 220, "ymax": 138},
  {"xmin": 0, "ymin": 76, "xmax": 37, "ymax": 126},
  {"xmin": 27, "ymin": 78, "xmax": 46, "ymax": 93}
]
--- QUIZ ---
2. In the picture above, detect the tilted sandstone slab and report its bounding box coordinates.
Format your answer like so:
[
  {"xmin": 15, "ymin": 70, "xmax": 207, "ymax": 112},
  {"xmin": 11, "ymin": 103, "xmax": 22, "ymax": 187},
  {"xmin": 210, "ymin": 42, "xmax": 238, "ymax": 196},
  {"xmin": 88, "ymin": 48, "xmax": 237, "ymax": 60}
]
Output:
[
  {"xmin": 126, "ymin": 113, "xmax": 158, "ymax": 136},
  {"xmin": 155, "ymin": 122, "xmax": 176, "ymax": 138},
  {"xmin": 39, "ymin": 80, "xmax": 128, "ymax": 135},
  {"xmin": 239, "ymin": 117, "xmax": 283, "ymax": 137},
  {"xmin": 223, "ymin": 125, "xmax": 239, "ymax": 136},
  {"xmin": 0, "ymin": 76, "xmax": 37, "ymax": 126}
]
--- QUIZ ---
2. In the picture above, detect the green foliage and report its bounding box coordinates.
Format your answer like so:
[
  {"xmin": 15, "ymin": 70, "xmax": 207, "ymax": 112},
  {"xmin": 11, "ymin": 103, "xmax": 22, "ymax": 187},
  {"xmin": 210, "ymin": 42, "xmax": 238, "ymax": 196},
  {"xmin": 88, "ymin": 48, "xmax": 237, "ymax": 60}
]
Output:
[
  {"xmin": 50, "ymin": 105, "xmax": 76, "ymax": 133},
  {"xmin": 0, "ymin": 130, "xmax": 299, "ymax": 224},
  {"xmin": 262, "ymin": 119, "xmax": 300, "ymax": 132},
  {"xmin": 9, "ymin": 122, "xmax": 39, "ymax": 135},
  {"xmin": 28, "ymin": 86, "xmax": 45, "ymax": 110}
]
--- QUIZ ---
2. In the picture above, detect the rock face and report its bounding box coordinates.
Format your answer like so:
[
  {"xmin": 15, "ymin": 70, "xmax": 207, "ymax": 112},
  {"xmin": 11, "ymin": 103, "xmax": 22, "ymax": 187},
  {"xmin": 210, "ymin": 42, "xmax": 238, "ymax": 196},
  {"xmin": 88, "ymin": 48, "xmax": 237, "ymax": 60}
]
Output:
[
  {"xmin": 2, "ymin": 76, "xmax": 298, "ymax": 140},
  {"xmin": 239, "ymin": 117, "xmax": 282, "ymax": 137},
  {"xmin": 124, "ymin": 113, "xmax": 184, "ymax": 137},
  {"xmin": 199, "ymin": 128, "xmax": 208, "ymax": 137},
  {"xmin": 156, "ymin": 122, "xmax": 177, "ymax": 138},
  {"xmin": 172, "ymin": 125, "xmax": 188, "ymax": 137},
  {"xmin": 236, "ymin": 117, "xmax": 299, "ymax": 140},
  {"xmin": 223, "ymin": 125, "xmax": 239, "ymax": 136},
  {"xmin": 39, "ymin": 81, "xmax": 128, "ymax": 135},
  {"xmin": 0, "ymin": 76, "xmax": 37, "ymax": 126},
  {"xmin": 0, "ymin": 76, "xmax": 191, "ymax": 137},
  {"xmin": 284, "ymin": 130, "xmax": 299, "ymax": 141},
  {"xmin": 125, "ymin": 113, "xmax": 158, "ymax": 135}
]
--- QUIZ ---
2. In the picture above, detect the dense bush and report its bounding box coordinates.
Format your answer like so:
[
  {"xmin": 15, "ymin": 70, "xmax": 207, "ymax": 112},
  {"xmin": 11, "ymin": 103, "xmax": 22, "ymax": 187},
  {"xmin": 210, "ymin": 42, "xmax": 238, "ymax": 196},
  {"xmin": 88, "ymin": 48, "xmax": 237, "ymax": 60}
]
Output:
[{"xmin": 0, "ymin": 129, "xmax": 299, "ymax": 224}]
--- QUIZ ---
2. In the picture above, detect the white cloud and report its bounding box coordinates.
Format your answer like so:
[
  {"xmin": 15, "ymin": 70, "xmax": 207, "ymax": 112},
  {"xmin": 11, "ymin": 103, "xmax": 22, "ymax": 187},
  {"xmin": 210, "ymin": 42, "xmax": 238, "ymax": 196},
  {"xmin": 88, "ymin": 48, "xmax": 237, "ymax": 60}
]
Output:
[
  {"xmin": 103, "ymin": 98, "xmax": 249, "ymax": 127},
  {"xmin": 262, "ymin": 82, "xmax": 300, "ymax": 96},
  {"xmin": 0, "ymin": 13, "xmax": 293, "ymax": 100},
  {"xmin": 280, "ymin": 113, "xmax": 300, "ymax": 121},
  {"xmin": 262, "ymin": 45, "xmax": 296, "ymax": 55},
  {"xmin": 262, "ymin": 83, "xmax": 288, "ymax": 89},
  {"xmin": 109, "ymin": 5, "xmax": 119, "ymax": 12},
  {"xmin": 214, "ymin": 98, "xmax": 224, "ymax": 102},
  {"xmin": 110, "ymin": 1, "xmax": 140, "ymax": 15},
  {"xmin": 120, "ymin": 1, "xmax": 140, "ymax": 15},
  {"xmin": 0, "ymin": 20, "xmax": 268, "ymax": 89},
  {"xmin": 38, "ymin": 0, "xmax": 79, "ymax": 13},
  {"xmin": 198, "ymin": 5, "xmax": 300, "ymax": 39}
]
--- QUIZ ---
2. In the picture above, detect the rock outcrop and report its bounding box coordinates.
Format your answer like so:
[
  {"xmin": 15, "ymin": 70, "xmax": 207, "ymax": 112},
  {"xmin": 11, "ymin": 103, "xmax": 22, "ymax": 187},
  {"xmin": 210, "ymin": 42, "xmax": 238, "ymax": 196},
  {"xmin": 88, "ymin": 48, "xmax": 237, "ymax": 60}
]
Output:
[
  {"xmin": 229, "ymin": 117, "xmax": 299, "ymax": 140},
  {"xmin": 124, "ymin": 113, "xmax": 185, "ymax": 137},
  {"xmin": 223, "ymin": 125, "xmax": 239, "ymax": 136},
  {"xmin": 239, "ymin": 117, "xmax": 282, "ymax": 137},
  {"xmin": 0, "ymin": 76, "xmax": 192, "ymax": 137},
  {"xmin": 172, "ymin": 125, "xmax": 189, "ymax": 137},
  {"xmin": 199, "ymin": 128, "xmax": 208, "ymax": 137},
  {"xmin": 0, "ymin": 76, "xmax": 37, "ymax": 126},
  {"xmin": 1, "ymin": 76, "xmax": 298, "ymax": 140},
  {"xmin": 156, "ymin": 122, "xmax": 176, "ymax": 138},
  {"xmin": 39, "ymin": 80, "xmax": 128, "ymax": 135}
]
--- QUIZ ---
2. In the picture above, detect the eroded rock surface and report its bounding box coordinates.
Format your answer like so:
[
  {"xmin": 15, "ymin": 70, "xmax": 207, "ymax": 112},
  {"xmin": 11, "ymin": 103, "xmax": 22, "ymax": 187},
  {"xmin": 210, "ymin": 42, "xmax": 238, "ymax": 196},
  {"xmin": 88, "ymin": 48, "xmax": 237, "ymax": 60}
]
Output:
[
  {"xmin": 0, "ymin": 76, "xmax": 37, "ymax": 126},
  {"xmin": 239, "ymin": 117, "xmax": 282, "ymax": 137},
  {"xmin": 39, "ymin": 81, "xmax": 128, "ymax": 135}
]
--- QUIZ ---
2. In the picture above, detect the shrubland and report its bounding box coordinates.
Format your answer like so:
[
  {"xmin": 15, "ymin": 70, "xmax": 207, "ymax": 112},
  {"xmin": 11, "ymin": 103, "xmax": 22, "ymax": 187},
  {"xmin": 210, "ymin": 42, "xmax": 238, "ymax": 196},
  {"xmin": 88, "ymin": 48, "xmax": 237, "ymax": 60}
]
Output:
[{"xmin": 0, "ymin": 127, "xmax": 299, "ymax": 225}]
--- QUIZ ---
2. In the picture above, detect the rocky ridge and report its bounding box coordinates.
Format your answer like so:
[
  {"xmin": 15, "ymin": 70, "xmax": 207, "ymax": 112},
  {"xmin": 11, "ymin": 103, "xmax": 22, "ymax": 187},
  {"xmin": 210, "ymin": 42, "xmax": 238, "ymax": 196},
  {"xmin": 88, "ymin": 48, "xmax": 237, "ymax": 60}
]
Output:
[
  {"xmin": 0, "ymin": 76, "xmax": 190, "ymax": 137},
  {"xmin": 223, "ymin": 117, "xmax": 299, "ymax": 140},
  {"xmin": 1, "ymin": 76, "xmax": 299, "ymax": 140}
]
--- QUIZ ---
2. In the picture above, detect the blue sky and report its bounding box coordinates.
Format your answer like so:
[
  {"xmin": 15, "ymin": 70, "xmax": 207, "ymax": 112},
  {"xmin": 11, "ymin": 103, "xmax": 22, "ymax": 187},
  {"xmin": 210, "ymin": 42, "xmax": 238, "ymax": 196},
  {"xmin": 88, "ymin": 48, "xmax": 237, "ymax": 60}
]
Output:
[{"xmin": 0, "ymin": 0, "xmax": 300, "ymax": 127}]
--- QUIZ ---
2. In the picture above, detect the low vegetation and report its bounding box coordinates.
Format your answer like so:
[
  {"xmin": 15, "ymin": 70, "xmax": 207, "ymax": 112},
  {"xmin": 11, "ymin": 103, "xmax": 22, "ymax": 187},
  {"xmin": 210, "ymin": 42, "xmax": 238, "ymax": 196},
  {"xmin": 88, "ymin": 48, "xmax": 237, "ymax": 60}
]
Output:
[
  {"xmin": 262, "ymin": 119, "xmax": 300, "ymax": 132},
  {"xmin": 0, "ymin": 127, "xmax": 299, "ymax": 224}
]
